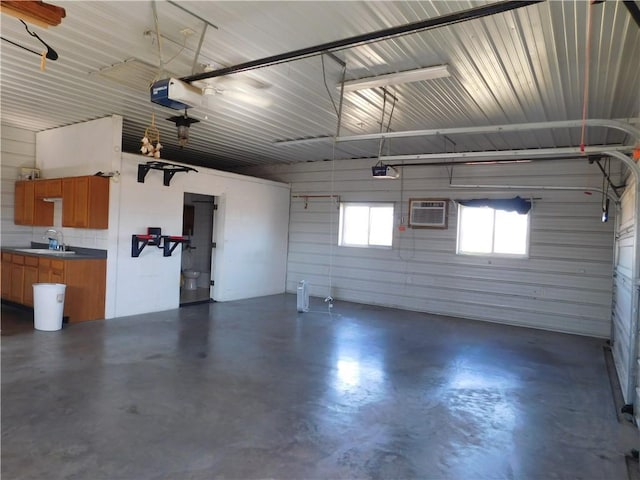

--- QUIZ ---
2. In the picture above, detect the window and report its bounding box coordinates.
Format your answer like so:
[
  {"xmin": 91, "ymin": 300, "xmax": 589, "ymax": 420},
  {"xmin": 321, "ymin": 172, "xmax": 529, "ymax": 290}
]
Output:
[
  {"xmin": 339, "ymin": 202, "xmax": 394, "ymax": 248},
  {"xmin": 457, "ymin": 204, "xmax": 529, "ymax": 256}
]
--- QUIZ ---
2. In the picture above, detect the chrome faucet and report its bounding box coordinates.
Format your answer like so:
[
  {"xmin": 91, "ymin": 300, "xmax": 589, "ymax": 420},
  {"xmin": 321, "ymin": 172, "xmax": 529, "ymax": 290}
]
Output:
[{"xmin": 43, "ymin": 228, "xmax": 65, "ymax": 251}]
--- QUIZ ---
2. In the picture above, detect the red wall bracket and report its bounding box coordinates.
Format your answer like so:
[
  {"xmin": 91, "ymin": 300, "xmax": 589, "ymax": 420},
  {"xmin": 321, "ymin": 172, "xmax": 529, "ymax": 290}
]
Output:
[
  {"xmin": 163, "ymin": 236, "xmax": 189, "ymax": 257},
  {"xmin": 131, "ymin": 228, "xmax": 189, "ymax": 257}
]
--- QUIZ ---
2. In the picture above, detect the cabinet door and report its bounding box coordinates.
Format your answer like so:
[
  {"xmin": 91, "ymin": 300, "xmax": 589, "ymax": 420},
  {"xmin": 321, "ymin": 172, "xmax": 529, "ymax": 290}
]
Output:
[
  {"xmin": 14, "ymin": 181, "xmax": 35, "ymax": 225},
  {"xmin": 38, "ymin": 258, "xmax": 51, "ymax": 282},
  {"xmin": 23, "ymin": 266, "xmax": 38, "ymax": 306},
  {"xmin": 33, "ymin": 181, "xmax": 55, "ymax": 226},
  {"xmin": 73, "ymin": 177, "xmax": 90, "ymax": 227},
  {"xmin": 62, "ymin": 178, "xmax": 75, "ymax": 227},
  {"xmin": 23, "ymin": 182, "xmax": 35, "ymax": 225},
  {"xmin": 9, "ymin": 263, "xmax": 24, "ymax": 303},
  {"xmin": 61, "ymin": 176, "xmax": 109, "ymax": 229},
  {"xmin": 14, "ymin": 182, "xmax": 25, "ymax": 225},
  {"xmin": 33, "ymin": 199, "xmax": 54, "ymax": 226},
  {"xmin": 87, "ymin": 176, "xmax": 109, "ymax": 229},
  {"xmin": 34, "ymin": 179, "xmax": 61, "ymax": 197},
  {"xmin": 44, "ymin": 179, "xmax": 62, "ymax": 197},
  {"xmin": 1, "ymin": 254, "xmax": 11, "ymax": 300},
  {"xmin": 50, "ymin": 259, "xmax": 65, "ymax": 284},
  {"xmin": 62, "ymin": 177, "xmax": 89, "ymax": 227}
]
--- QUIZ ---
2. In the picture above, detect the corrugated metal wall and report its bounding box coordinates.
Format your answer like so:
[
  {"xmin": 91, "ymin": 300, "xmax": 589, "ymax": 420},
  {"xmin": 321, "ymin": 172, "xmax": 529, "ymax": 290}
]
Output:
[
  {"xmin": 0, "ymin": 124, "xmax": 36, "ymax": 247},
  {"xmin": 248, "ymin": 157, "xmax": 615, "ymax": 337},
  {"xmin": 612, "ymin": 174, "xmax": 637, "ymax": 405}
]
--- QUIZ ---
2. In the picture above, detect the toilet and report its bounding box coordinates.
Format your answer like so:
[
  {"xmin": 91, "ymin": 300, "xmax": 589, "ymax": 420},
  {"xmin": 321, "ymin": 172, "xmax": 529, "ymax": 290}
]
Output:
[
  {"xmin": 181, "ymin": 249, "xmax": 200, "ymax": 290},
  {"xmin": 182, "ymin": 270, "xmax": 200, "ymax": 290},
  {"xmin": 197, "ymin": 271, "xmax": 210, "ymax": 289}
]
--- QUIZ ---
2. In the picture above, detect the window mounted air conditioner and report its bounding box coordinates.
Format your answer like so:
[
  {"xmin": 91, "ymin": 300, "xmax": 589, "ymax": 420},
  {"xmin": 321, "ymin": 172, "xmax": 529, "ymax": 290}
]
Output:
[{"xmin": 408, "ymin": 199, "xmax": 448, "ymax": 229}]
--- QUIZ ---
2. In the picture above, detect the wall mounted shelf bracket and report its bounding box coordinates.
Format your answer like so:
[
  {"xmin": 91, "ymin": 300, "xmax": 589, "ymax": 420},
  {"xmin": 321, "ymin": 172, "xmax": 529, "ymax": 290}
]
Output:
[
  {"xmin": 132, "ymin": 234, "xmax": 154, "ymax": 257},
  {"xmin": 131, "ymin": 228, "xmax": 189, "ymax": 257},
  {"xmin": 131, "ymin": 227, "xmax": 162, "ymax": 257},
  {"xmin": 137, "ymin": 161, "xmax": 198, "ymax": 186},
  {"xmin": 163, "ymin": 236, "xmax": 189, "ymax": 257}
]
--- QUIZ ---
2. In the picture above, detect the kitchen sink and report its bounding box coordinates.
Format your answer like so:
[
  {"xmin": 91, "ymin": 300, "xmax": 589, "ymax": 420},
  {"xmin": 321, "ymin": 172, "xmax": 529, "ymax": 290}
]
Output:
[{"xmin": 13, "ymin": 248, "xmax": 76, "ymax": 255}]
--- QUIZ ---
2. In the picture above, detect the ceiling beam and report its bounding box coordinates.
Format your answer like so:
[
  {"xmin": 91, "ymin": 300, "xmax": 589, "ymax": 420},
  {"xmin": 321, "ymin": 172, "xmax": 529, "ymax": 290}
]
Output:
[{"xmin": 180, "ymin": 0, "xmax": 542, "ymax": 83}]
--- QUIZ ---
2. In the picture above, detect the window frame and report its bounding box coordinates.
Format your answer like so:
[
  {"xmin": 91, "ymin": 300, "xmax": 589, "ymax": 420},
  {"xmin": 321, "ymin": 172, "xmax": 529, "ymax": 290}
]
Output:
[
  {"xmin": 456, "ymin": 203, "xmax": 530, "ymax": 258},
  {"xmin": 338, "ymin": 201, "xmax": 394, "ymax": 249}
]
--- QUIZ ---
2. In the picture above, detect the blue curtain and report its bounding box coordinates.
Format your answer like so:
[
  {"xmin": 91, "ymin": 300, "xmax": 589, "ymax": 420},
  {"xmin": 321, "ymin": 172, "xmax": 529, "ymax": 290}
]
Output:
[{"xmin": 457, "ymin": 196, "xmax": 531, "ymax": 214}]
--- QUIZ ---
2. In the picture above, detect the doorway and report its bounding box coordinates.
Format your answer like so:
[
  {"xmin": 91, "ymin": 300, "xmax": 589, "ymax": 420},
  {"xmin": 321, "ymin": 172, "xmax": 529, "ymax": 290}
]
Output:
[{"xmin": 180, "ymin": 192, "xmax": 216, "ymax": 306}]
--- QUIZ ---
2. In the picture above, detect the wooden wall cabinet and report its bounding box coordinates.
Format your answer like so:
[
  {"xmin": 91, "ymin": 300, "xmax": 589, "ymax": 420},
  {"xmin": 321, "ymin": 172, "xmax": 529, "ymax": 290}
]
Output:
[
  {"xmin": 14, "ymin": 181, "xmax": 35, "ymax": 225},
  {"xmin": 14, "ymin": 176, "xmax": 109, "ymax": 229},
  {"xmin": 1, "ymin": 252, "xmax": 106, "ymax": 322},
  {"xmin": 32, "ymin": 179, "xmax": 63, "ymax": 226},
  {"xmin": 62, "ymin": 176, "xmax": 109, "ymax": 229},
  {"xmin": 34, "ymin": 179, "xmax": 62, "ymax": 198}
]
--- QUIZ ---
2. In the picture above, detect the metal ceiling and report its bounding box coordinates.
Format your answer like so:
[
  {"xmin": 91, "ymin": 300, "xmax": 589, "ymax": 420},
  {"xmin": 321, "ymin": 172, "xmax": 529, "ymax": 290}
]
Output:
[{"xmin": 0, "ymin": 1, "xmax": 638, "ymax": 172}]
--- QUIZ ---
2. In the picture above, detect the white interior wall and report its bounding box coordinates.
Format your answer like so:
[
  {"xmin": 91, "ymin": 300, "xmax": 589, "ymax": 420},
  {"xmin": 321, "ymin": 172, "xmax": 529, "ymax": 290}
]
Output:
[
  {"xmin": 1, "ymin": 125, "xmax": 36, "ymax": 247},
  {"xmin": 247, "ymin": 157, "xmax": 616, "ymax": 337},
  {"xmin": 115, "ymin": 154, "xmax": 290, "ymax": 317},
  {"xmin": 28, "ymin": 117, "xmax": 290, "ymax": 319}
]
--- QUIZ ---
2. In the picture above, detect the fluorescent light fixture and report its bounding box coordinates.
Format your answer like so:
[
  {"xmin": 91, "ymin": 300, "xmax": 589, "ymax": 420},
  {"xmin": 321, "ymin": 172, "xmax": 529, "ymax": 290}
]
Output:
[{"xmin": 342, "ymin": 65, "xmax": 450, "ymax": 92}]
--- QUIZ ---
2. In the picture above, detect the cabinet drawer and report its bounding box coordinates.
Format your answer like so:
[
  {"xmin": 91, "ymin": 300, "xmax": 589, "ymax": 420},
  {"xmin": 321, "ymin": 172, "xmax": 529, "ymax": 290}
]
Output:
[
  {"xmin": 24, "ymin": 256, "xmax": 39, "ymax": 267},
  {"xmin": 39, "ymin": 257, "xmax": 51, "ymax": 268},
  {"xmin": 2, "ymin": 252, "xmax": 12, "ymax": 262},
  {"xmin": 11, "ymin": 255, "xmax": 24, "ymax": 265}
]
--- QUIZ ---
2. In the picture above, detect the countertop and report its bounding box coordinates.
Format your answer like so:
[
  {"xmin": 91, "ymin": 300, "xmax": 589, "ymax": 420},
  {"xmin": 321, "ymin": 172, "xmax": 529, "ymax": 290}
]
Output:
[{"xmin": 2, "ymin": 242, "xmax": 107, "ymax": 260}]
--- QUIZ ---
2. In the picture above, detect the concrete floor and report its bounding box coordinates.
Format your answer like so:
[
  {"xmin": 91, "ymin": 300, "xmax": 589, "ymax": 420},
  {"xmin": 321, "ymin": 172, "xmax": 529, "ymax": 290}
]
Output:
[
  {"xmin": 179, "ymin": 287, "xmax": 212, "ymax": 306},
  {"xmin": 1, "ymin": 294, "xmax": 637, "ymax": 479}
]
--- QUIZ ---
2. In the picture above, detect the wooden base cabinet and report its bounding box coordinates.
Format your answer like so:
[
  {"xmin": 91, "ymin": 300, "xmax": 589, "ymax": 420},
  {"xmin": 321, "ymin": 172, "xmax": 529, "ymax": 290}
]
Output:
[
  {"xmin": 1, "ymin": 253, "xmax": 11, "ymax": 300},
  {"xmin": 9, "ymin": 262, "xmax": 24, "ymax": 303},
  {"xmin": 23, "ymin": 256, "xmax": 39, "ymax": 306},
  {"xmin": 1, "ymin": 252, "xmax": 106, "ymax": 322},
  {"xmin": 59, "ymin": 258, "xmax": 106, "ymax": 322}
]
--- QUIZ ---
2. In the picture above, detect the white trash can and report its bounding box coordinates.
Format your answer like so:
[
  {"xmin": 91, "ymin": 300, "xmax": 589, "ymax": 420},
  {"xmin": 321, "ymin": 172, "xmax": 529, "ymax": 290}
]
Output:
[{"xmin": 33, "ymin": 283, "xmax": 66, "ymax": 331}]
